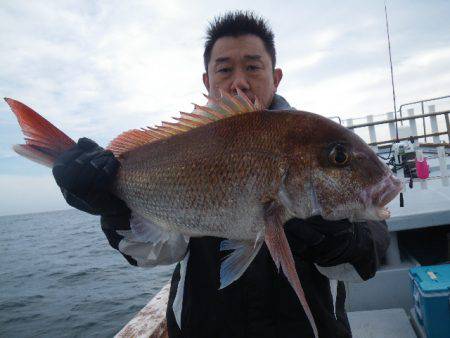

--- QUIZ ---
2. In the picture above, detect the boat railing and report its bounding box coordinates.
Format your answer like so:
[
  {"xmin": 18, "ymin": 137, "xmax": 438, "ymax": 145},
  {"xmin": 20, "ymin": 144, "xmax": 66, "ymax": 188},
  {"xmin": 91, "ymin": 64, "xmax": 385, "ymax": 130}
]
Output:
[
  {"xmin": 114, "ymin": 282, "xmax": 170, "ymax": 338},
  {"xmin": 341, "ymin": 94, "xmax": 450, "ymax": 147},
  {"xmin": 337, "ymin": 95, "xmax": 450, "ymax": 189},
  {"xmin": 346, "ymin": 110, "xmax": 449, "ymax": 146},
  {"xmin": 399, "ymin": 94, "xmax": 450, "ymax": 144}
]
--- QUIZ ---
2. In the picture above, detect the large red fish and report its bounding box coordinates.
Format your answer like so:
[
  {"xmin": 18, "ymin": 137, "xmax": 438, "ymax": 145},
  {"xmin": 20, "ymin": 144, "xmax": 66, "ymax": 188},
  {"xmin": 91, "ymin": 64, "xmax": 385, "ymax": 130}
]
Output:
[{"xmin": 5, "ymin": 91, "xmax": 402, "ymax": 337}]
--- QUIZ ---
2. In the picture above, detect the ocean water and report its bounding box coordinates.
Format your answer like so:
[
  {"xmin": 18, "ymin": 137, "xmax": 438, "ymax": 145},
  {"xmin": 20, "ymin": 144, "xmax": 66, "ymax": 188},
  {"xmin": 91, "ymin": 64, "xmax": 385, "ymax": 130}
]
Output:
[{"xmin": 0, "ymin": 209, "xmax": 174, "ymax": 338}]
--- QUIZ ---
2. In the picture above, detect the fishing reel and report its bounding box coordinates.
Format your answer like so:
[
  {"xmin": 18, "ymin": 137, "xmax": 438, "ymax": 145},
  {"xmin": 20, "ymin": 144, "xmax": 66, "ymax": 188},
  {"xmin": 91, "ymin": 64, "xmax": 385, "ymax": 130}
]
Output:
[
  {"xmin": 378, "ymin": 138, "xmax": 418, "ymax": 208},
  {"xmin": 379, "ymin": 138, "xmax": 417, "ymax": 180},
  {"xmin": 391, "ymin": 139, "xmax": 417, "ymax": 181}
]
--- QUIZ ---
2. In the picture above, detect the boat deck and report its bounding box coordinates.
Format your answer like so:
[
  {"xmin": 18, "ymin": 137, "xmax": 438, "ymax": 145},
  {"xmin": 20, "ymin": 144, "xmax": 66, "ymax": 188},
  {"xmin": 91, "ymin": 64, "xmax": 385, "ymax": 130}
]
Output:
[{"xmin": 348, "ymin": 308, "xmax": 417, "ymax": 338}]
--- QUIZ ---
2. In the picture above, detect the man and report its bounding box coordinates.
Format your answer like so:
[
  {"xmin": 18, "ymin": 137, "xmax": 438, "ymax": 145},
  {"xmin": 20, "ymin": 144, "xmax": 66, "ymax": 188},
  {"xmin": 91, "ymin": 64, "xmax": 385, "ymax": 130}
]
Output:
[{"xmin": 53, "ymin": 11, "xmax": 390, "ymax": 338}]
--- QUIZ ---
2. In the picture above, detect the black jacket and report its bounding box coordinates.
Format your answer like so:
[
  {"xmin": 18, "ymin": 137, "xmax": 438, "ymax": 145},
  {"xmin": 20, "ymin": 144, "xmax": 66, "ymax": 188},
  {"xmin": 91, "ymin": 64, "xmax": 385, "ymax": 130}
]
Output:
[{"xmin": 165, "ymin": 219, "xmax": 389, "ymax": 338}]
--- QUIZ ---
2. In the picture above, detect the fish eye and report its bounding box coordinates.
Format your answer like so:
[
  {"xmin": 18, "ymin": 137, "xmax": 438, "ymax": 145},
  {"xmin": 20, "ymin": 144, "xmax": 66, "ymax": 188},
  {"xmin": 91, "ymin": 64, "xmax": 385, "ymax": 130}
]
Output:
[{"xmin": 328, "ymin": 144, "xmax": 350, "ymax": 166}]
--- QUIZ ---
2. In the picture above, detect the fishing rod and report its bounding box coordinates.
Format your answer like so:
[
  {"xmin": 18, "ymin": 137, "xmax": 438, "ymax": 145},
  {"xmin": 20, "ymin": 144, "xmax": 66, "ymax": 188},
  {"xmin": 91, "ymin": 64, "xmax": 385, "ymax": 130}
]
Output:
[
  {"xmin": 384, "ymin": 0, "xmax": 405, "ymax": 207},
  {"xmin": 384, "ymin": 0, "xmax": 399, "ymax": 137}
]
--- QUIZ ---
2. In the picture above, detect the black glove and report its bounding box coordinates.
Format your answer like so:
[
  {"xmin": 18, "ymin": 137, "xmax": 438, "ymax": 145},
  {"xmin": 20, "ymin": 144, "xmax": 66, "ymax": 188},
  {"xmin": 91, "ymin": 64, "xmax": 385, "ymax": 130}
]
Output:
[
  {"xmin": 53, "ymin": 138, "xmax": 136, "ymax": 265},
  {"xmin": 52, "ymin": 137, "xmax": 130, "ymax": 217},
  {"xmin": 285, "ymin": 216, "xmax": 357, "ymax": 266}
]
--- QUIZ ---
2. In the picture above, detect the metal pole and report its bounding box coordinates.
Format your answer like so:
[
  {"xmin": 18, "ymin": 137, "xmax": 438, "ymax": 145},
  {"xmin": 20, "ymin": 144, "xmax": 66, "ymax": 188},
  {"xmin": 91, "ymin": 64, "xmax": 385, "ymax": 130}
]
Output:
[
  {"xmin": 445, "ymin": 112, "xmax": 450, "ymax": 142},
  {"xmin": 421, "ymin": 101, "xmax": 427, "ymax": 142}
]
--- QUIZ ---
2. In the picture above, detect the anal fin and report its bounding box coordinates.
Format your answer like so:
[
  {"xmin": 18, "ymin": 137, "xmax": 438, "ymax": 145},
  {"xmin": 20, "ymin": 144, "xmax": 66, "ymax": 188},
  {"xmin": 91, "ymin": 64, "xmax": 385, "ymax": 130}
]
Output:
[
  {"xmin": 264, "ymin": 201, "xmax": 319, "ymax": 338},
  {"xmin": 219, "ymin": 237, "xmax": 263, "ymax": 289}
]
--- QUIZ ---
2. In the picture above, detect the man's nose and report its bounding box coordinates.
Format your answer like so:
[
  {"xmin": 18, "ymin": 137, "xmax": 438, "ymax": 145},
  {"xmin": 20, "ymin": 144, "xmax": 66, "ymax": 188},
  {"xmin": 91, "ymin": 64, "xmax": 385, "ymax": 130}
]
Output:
[{"xmin": 229, "ymin": 71, "xmax": 250, "ymax": 95}]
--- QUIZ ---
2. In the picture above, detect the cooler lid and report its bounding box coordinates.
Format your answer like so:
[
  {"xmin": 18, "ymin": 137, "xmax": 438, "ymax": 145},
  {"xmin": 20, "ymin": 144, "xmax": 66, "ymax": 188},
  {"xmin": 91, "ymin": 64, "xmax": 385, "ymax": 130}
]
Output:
[{"xmin": 410, "ymin": 264, "xmax": 450, "ymax": 293}]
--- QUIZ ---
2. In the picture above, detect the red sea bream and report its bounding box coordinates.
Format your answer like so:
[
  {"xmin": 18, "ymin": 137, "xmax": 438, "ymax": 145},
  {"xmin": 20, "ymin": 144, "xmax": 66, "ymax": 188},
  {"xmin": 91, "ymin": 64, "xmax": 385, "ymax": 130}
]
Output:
[{"xmin": 5, "ymin": 92, "xmax": 402, "ymax": 337}]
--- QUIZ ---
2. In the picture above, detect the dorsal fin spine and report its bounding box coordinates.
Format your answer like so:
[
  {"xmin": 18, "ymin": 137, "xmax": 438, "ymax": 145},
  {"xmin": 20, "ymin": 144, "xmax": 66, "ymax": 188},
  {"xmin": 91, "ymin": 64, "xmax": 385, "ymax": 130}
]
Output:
[
  {"xmin": 107, "ymin": 91, "xmax": 260, "ymax": 157},
  {"xmin": 158, "ymin": 125, "xmax": 178, "ymax": 133},
  {"xmin": 179, "ymin": 112, "xmax": 212, "ymax": 124},
  {"xmin": 162, "ymin": 122, "xmax": 190, "ymax": 132},
  {"xmin": 188, "ymin": 112, "xmax": 215, "ymax": 123},
  {"xmin": 222, "ymin": 90, "xmax": 247, "ymax": 112},
  {"xmin": 204, "ymin": 95, "xmax": 234, "ymax": 116},
  {"xmin": 155, "ymin": 126, "xmax": 177, "ymax": 135},
  {"xmin": 173, "ymin": 116, "xmax": 202, "ymax": 127},
  {"xmin": 236, "ymin": 88, "xmax": 254, "ymax": 109},
  {"xmin": 194, "ymin": 104, "xmax": 224, "ymax": 119},
  {"xmin": 147, "ymin": 127, "xmax": 172, "ymax": 138}
]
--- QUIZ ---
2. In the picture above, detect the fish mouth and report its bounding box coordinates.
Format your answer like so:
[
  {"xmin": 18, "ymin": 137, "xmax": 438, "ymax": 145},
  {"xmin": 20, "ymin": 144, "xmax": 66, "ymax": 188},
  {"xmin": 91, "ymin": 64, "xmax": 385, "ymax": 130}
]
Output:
[{"xmin": 362, "ymin": 174, "xmax": 403, "ymax": 220}]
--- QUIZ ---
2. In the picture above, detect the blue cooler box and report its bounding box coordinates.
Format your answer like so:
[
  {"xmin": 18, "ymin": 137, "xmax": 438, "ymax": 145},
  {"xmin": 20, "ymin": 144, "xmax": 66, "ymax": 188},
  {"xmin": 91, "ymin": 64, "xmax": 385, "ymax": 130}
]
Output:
[{"xmin": 409, "ymin": 264, "xmax": 450, "ymax": 338}]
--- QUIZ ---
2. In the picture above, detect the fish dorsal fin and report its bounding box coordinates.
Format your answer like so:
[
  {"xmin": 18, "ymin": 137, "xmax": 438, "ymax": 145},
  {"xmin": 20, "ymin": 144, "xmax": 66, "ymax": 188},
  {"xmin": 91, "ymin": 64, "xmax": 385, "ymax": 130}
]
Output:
[{"xmin": 107, "ymin": 89, "xmax": 262, "ymax": 157}]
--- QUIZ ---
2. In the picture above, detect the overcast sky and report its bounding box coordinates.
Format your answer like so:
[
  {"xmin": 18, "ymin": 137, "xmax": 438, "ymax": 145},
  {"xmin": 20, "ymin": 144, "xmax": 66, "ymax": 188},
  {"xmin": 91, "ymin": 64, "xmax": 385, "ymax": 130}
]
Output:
[{"xmin": 1, "ymin": 0, "xmax": 449, "ymax": 216}]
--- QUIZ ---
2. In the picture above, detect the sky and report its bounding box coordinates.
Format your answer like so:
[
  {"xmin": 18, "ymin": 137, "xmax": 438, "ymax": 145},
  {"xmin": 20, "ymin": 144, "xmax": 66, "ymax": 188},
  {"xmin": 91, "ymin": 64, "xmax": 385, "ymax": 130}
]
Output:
[{"xmin": 1, "ymin": 0, "xmax": 449, "ymax": 216}]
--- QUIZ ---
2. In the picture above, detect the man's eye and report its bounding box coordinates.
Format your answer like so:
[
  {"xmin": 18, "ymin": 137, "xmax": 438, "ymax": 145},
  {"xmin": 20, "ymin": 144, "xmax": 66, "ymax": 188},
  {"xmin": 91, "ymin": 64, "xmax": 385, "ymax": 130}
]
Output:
[
  {"xmin": 247, "ymin": 65, "xmax": 261, "ymax": 71},
  {"xmin": 217, "ymin": 67, "xmax": 232, "ymax": 74}
]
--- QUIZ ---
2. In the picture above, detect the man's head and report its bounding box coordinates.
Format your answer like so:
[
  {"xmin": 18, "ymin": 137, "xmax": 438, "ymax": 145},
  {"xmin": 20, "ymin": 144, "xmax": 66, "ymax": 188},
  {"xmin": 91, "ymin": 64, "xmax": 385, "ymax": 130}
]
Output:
[{"xmin": 203, "ymin": 11, "xmax": 283, "ymax": 109}]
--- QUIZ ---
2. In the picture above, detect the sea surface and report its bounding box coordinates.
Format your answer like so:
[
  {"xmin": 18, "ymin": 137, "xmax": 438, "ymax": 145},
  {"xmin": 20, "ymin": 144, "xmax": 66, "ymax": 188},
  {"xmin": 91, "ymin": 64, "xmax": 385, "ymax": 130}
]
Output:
[{"xmin": 0, "ymin": 209, "xmax": 174, "ymax": 338}]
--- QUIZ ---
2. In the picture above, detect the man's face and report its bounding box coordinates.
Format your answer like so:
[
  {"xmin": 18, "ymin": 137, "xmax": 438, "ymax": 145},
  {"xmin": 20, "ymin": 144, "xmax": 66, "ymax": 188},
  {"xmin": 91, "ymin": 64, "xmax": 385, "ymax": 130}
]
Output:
[{"xmin": 203, "ymin": 34, "xmax": 283, "ymax": 109}]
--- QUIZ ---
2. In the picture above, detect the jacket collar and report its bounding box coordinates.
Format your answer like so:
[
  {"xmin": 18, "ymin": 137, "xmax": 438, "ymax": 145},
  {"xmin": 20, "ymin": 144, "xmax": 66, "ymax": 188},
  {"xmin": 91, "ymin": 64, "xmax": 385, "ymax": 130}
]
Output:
[{"xmin": 269, "ymin": 94, "xmax": 294, "ymax": 110}]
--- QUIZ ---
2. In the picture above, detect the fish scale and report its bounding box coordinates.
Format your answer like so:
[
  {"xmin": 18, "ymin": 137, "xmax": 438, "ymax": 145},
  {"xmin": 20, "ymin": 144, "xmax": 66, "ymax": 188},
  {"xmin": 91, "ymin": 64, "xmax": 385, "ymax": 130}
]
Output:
[{"xmin": 114, "ymin": 115, "xmax": 286, "ymax": 240}]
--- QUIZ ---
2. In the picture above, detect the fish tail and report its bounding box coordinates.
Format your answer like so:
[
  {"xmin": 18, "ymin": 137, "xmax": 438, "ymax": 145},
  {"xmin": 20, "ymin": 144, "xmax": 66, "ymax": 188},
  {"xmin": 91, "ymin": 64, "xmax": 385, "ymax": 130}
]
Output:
[{"xmin": 4, "ymin": 98, "xmax": 76, "ymax": 167}]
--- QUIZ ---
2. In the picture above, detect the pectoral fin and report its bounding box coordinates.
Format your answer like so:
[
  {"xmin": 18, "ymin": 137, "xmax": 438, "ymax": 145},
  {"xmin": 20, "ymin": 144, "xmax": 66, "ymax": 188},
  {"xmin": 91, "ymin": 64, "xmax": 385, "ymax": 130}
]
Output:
[
  {"xmin": 219, "ymin": 237, "xmax": 263, "ymax": 289},
  {"xmin": 118, "ymin": 213, "xmax": 189, "ymax": 267},
  {"xmin": 264, "ymin": 200, "xmax": 319, "ymax": 338}
]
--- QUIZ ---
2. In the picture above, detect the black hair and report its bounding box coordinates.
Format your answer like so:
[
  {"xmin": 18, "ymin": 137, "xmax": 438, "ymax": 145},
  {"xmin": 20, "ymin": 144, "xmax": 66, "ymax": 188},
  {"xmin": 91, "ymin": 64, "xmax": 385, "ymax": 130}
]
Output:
[{"xmin": 203, "ymin": 11, "xmax": 276, "ymax": 72}]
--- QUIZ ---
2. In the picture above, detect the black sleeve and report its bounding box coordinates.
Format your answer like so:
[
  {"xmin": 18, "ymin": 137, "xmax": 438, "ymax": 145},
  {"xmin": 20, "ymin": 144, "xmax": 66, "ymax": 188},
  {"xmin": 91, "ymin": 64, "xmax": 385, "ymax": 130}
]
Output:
[
  {"xmin": 166, "ymin": 263, "xmax": 182, "ymax": 338},
  {"xmin": 101, "ymin": 214, "xmax": 137, "ymax": 267}
]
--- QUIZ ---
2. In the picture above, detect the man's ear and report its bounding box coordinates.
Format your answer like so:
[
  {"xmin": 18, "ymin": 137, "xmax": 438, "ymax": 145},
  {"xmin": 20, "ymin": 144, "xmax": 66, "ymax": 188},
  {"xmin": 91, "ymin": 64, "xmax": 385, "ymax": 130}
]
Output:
[
  {"xmin": 273, "ymin": 68, "xmax": 283, "ymax": 89},
  {"xmin": 203, "ymin": 73, "xmax": 210, "ymax": 92}
]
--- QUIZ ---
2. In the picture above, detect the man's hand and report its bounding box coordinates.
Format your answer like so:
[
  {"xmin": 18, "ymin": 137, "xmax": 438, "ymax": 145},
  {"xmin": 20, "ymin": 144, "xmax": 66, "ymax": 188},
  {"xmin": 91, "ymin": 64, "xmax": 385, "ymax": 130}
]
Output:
[
  {"xmin": 52, "ymin": 137, "xmax": 130, "ymax": 217},
  {"xmin": 284, "ymin": 216, "xmax": 356, "ymax": 266}
]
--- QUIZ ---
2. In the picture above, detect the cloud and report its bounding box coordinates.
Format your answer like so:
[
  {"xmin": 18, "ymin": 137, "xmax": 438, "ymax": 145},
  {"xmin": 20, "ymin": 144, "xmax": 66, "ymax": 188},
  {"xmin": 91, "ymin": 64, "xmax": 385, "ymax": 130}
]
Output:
[
  {"xmin": 0, "ymin": 0, "xmax": 205, "ymax": 144},
  {"xmin": 313, "ymin": 28, "xmax": 343, "ymax": 49},
  {"xmin": 283, "ymin": 52, "xmax": 329, "ymax": 73},
  {"xmin": 399, "ymin": 46, "xmax": 450, "ymax": 71}
]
